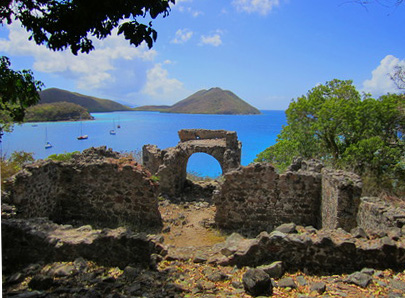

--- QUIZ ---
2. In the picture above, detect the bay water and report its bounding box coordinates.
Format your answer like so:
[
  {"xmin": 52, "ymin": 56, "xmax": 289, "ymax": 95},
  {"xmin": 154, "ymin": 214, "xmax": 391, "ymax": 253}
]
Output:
[{"xmin": 2, "ymin": 110, "xmax": 286, "ymax": 178}]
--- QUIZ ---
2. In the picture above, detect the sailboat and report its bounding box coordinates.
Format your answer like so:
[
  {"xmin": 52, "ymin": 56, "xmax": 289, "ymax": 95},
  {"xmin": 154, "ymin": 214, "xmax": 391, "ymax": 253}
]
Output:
[
  {"xmin": 45, "ymin": 126, "xmax": 53, "ymax": 149},
  {"xmin": 110, "ymin": 119, "xmax": 116, "ymax": 135},
  {"xmin": 77, "ymin": 116, "xmax": 88, "ymax": 140},
  {"xmin": 117, "ymin": 116, "xmax": 121, "ymax": 129}
]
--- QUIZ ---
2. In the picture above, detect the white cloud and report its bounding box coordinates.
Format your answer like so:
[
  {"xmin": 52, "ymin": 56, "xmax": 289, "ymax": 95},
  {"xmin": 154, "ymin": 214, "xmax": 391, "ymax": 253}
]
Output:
[
  {"xmin": 171, "ymin": 29, "xmax": 194, "ymax": 44},
  {"xmin": 200, "ymin": 33, "xmax": 222, "ymax": 47},
  {"xmin": 232, "ymin": 0, "xmax": 280, "ymax": 16},
  {"xmin": 141, "ymin": 63, "xmax": 187, "ymax": 104},
  {"xmin": 173, "ymin": 0, "xmax": 203, "ymax": 17},
  {"xmin": 362, "ymin": 55, "xmax": 405, "ymax": 96},
  {"xmin": 0, "ymin": 21, "xmax": 158, "ymax": 92}
]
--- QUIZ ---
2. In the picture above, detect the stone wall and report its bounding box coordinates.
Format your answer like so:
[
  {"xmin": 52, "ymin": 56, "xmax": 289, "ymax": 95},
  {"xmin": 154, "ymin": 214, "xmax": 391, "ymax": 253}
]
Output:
[
  {"xmin": 143, "ymin": 129, "xmax": 241, "ymax": 197},
  {"xmin": 213, "ymin": 162, "xmax": 322, "ymax": 236},
  {"xmin": 5, "ymin": 147, "xmax": 162, "ymax": 231},
  {"xmin": 216, "ymin": 228, "xmax": 405, "ymax": 274},
  {"xmin": 321, "ymin": 168, "xmax": 362, "ymax": 231},
  {"xmin": 2, "ymin": 217, "xmax": 165, "ymax": 273},
  {"xmin": 357, "ymin": 197, "xmax": 405, "ymax": 236},
  {"xmin": 178, "ymin": 129, "xmax": 239, "ymax": 147},
  {"xmin": 213, "ymin": 160, "xmax": 363, "ymax": 236}
]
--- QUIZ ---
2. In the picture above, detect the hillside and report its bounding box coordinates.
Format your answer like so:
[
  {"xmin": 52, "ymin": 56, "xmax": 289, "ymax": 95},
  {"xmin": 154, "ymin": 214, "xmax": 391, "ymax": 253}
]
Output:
[
  {"xmin": 135, "ymin": 88, "xmax": 261, "ymax": 115},
  {"xmin": 25, "ymin": 102, "xmax": 93, "ymax": 122},
  {"xmin": 39, "ymin": 88, "xmax": 133, "ymax": 112}
]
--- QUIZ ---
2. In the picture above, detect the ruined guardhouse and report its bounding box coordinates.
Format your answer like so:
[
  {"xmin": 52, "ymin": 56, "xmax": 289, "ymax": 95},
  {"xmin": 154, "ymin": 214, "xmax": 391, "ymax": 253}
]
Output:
[
  {"xmin": 3, "ymin": 130, "xmax": 405, "ymax": 276},
  {"xmin": 142, "ymin": 129, "xmax": 242, "ymax": 197},
  {"xmin": 143, "ymin": 129, "xmax": 365, "ymax": 236}
]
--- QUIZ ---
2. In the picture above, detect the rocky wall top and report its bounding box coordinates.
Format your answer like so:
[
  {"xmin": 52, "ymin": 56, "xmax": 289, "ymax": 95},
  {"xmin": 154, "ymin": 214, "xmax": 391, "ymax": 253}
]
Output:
[
  {"xmin": 358, "ymin": 197, "xmax": 405, "ymax": 236},
  {"xmin": 5, "ymin": 147, "xmax": 162, "ymax": 231},
  {"xmin": 178, "ymin": 129, "xmax": 239, "ymax": 147}
]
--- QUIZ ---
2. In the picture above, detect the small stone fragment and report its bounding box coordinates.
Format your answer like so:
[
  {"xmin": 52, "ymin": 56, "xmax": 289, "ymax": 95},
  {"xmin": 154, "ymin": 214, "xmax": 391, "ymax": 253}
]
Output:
[
  {"xmin": 296, "ymin": 275, "xmax": 308, "ymax": 286},
  {"xmin": 278, "ymin": 277, "xmax": 298, "ymax": 289},
  {"xmin": 275, "ymin": 223, "xmax": 297, "ymax": 234},
  {"xmin": 242, "ymin": 268, "xmax": 273, "ymax": 297},
  {"xmin": 344, "ymin": 272, "xmax": 372, "ymax": 288},
  {"xmin": 310, "ymin": 281, "xmax": 326, "ymax": 294}
]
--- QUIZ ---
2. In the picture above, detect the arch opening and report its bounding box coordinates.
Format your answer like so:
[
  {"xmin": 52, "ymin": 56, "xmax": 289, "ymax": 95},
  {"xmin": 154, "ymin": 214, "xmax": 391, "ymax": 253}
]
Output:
[{"xmin": 186, "ymin": 153, "xmax": 222, "ymax": 180}]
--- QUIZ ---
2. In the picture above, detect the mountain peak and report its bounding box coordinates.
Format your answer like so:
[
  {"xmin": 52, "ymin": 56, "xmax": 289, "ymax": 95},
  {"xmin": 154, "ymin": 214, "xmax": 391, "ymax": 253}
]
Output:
[{"xmin": 136, "ymin": 87, "xmax": 261, "ymax": 115}]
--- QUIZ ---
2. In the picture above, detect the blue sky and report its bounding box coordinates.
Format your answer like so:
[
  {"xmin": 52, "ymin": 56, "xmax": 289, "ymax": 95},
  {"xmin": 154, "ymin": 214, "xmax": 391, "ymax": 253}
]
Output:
[{"xmin": 1, "ymin": 0, "xmax": 404, "ymax": 110}]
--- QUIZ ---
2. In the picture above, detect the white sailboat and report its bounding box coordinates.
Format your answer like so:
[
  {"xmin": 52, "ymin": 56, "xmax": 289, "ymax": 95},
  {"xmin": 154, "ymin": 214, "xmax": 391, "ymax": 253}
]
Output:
[
  {"xmin": 45, "ymin": 126, "xmax": 52, "ymax": 149},
  {"xmin": 110, "ymin": 119, "xmax": 116, "ymax": 135},
  {"xmin": 77, "ymin": 116, "xmax": 88, "ymax": 140}
]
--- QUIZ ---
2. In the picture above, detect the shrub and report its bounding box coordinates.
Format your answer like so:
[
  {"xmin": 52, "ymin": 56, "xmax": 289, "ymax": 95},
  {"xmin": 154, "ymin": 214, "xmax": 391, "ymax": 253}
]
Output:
[{"xmin": 1, "ymin": 151, "xmax": 34, "ymax": 189}]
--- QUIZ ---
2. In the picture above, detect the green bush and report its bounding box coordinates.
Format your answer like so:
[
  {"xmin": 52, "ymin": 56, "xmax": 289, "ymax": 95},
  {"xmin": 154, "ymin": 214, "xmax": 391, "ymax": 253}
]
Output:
[
  {"xmin": 1, "ymin": 151, "xmax": 34, "ymax": 189},
  {"xmin": 255, "ymin": 79, "xmax": 405, "ymax": 196},
  {"xmin": 47, "ymin": 151, "xmax": 79, "ymax": 162}
]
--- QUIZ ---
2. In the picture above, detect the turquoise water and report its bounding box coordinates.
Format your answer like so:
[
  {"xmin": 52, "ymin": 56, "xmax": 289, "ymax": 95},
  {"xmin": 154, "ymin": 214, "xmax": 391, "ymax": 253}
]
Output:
[{"xmin": 2, "ymin": 110, "xmax": 286, "ymax": 177}]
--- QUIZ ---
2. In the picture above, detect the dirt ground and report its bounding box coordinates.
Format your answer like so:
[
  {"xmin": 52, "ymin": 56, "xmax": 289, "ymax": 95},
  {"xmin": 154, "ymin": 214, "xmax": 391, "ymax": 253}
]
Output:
[{"xmin": 156, "ymin": 196, "xmax": 405, "ymax": 298}]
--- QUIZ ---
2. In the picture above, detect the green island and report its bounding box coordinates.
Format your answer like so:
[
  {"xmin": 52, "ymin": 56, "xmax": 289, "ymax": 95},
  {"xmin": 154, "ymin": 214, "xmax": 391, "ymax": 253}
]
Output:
[
  {"xmin": 39, "ymin": 88, "xmax": 133, "ymax": 113},
  {"xmin": 24, "ymin": 102, "xmax": 93, "ymax": 122},
  {"xmin": 135, "ymin": 87, "xmax": 261, "ymax": 115}
]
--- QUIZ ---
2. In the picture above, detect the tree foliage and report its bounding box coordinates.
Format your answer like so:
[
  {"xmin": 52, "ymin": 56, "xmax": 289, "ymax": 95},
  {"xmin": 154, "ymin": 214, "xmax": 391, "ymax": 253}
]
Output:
[
  {"xmin": 1, "ymin": 150, "xmax": 34, "ymax": 188},
  {"xmin": 25, "ymin": 101, "xmax": 93, "ymax": 122},
  {"xmin": 255, "ymin": 79, "xmax": 405, "ymax": 195},
  {"xmin": 1, "ymin": 0, "xmax": 175, "ymax": 55},
  {"xmin": 391, "ymin": 65, "xmax": 405, "ymax": 90},
  {"xmin": 0, "ymin": 56, "xmax": 43, "ymax": 137}
]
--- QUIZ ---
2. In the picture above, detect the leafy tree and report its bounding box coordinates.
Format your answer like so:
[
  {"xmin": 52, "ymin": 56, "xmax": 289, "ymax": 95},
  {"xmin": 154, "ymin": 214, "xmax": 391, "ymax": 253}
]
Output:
[
  {"xmin": 25, "ymin": 101, "xmax": 93, "ymax": 122},
  {"xmin": 0, "ymin": 56, "xmax": 44, "ymax": 139},
  {"xmin": 1, "ymin": 0, "xmax": 175, "ymax": 55},
  {"xmin": 391, "ymin": 65, "xmax": 405, "ymax": 90},
  {"xmin": 255, "ymin": 79, "xmax": 405, "ymax": 195}
]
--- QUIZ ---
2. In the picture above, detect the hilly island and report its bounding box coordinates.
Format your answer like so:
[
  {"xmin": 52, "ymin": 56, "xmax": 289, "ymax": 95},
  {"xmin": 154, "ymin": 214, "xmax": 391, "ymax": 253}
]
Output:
[
  {"xmin": 25, "ymin": 87, "xmax": 260, "ymax": 122},
  {"xmin": 135, "ymin": 87, "xmax": 261, "ymax": 115}
]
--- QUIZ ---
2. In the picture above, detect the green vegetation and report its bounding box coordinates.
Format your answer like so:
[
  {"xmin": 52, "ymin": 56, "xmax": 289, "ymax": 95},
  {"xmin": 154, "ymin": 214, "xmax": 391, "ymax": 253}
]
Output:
[
  {"xmin": 47, "ymin": 151, "xmax": 80, "ymax": 162},
  {"xmin": 150, "ymin": 175, "xmax": 160, "ymax": 183},
  {"xmin": 40, "ymin": 88, "xmax": 132, "ymax": 113},
  {"xmin": 25, "ymin": 102, "xmax": 93, "ymax": 122},
  {"xmin": 187, "ymin": 171, "xmax": 217, "ymax": 182},
  {"xmin": 1, "ymin": 0, "xmax": 174, "ymax": 55},
  {"xmin": 255, "ymin": 79, "xmax": 405, "ymax": 196},
  {"xmin": 135, "ymin": 87, "xmax": 261, "ymax": 115},
  {"xmin": 0, "ymin": 56, "xmax": 43, "ymax": 139},
  {"xmin": 1, "ymin": 151, "xmax": 34, "ymax": 189}
]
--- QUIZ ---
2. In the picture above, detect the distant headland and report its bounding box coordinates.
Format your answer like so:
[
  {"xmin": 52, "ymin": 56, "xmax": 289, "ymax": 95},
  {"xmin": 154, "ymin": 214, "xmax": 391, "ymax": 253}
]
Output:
[
  {"xmin": 135, "ymin": 87, "xmax": 261, "ymax": 115},
  {"xmin": 29, "ymin": 87, "xmax": 261, "ymax": 122}
]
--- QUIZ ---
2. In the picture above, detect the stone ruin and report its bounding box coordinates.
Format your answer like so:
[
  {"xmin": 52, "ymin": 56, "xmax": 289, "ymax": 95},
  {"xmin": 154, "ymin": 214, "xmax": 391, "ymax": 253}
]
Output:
[
  {"xmin": 143, "ymin": 129, "xmax": 241, "ymax": 197},
  {"xmin": 214, "ymin": 158, "xmax": 363, "ymax": 236},
  {"xmin": 2, "ymin": 133, "xmax": 405, "ymax": 276},
  {"xmin": 4, "ymin": 147, "xmax": 162, "ymax": 231},
  {"xmin": 2, "ymin": 147, "xmax": 167, "ymax": 273}
]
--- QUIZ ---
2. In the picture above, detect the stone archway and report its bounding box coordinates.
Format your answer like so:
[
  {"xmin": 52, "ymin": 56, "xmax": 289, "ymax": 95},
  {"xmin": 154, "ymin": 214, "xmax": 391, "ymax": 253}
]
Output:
[
  {"xmin": 143, "ymin": 129, "xmax": 241, "ymax": 197},
  {"xmin": 186, "ymin": 152, "xmax": 223, "ymax": 178}
]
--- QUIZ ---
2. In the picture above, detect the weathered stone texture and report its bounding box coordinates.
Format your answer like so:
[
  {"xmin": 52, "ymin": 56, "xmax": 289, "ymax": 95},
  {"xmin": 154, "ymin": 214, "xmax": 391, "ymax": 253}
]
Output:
[
  {"xmin": 357, "ymin": 197, "xmax": 405, "ymax": 235},
  {"xmin": 2, "ymin": 217, "xmax": 164, "ymax": 273},
  {"xmin": 6, "ymin": 147, "xmax": 162, "ymax": 230},
  {"xmin": 213, "ymin": 163, "xmax": 322, "ymax": 236},
  {"xmin": 143, "ymin": 129, "xmax": 241, "ymax": 197},
  {"xmin": 321, "ymin": 168, "xmax": 362, "ymax": 231},
  {"xmin": 216, "ymin": 229, "xmax": 405, "ymax": 275}
]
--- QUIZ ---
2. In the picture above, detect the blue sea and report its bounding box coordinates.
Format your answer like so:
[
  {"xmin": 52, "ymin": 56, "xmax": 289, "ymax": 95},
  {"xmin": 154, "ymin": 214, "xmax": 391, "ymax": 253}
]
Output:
[{"xmin": 1, "ymin": 110, "xmax": 286, "ymax": 178}]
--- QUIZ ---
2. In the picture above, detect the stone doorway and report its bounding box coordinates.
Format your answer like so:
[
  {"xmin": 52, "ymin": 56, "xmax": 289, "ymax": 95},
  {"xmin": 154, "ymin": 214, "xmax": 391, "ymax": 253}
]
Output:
[{"xmin": 142, "ymin": 129, "xmax": 242, "ymax": 197}]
